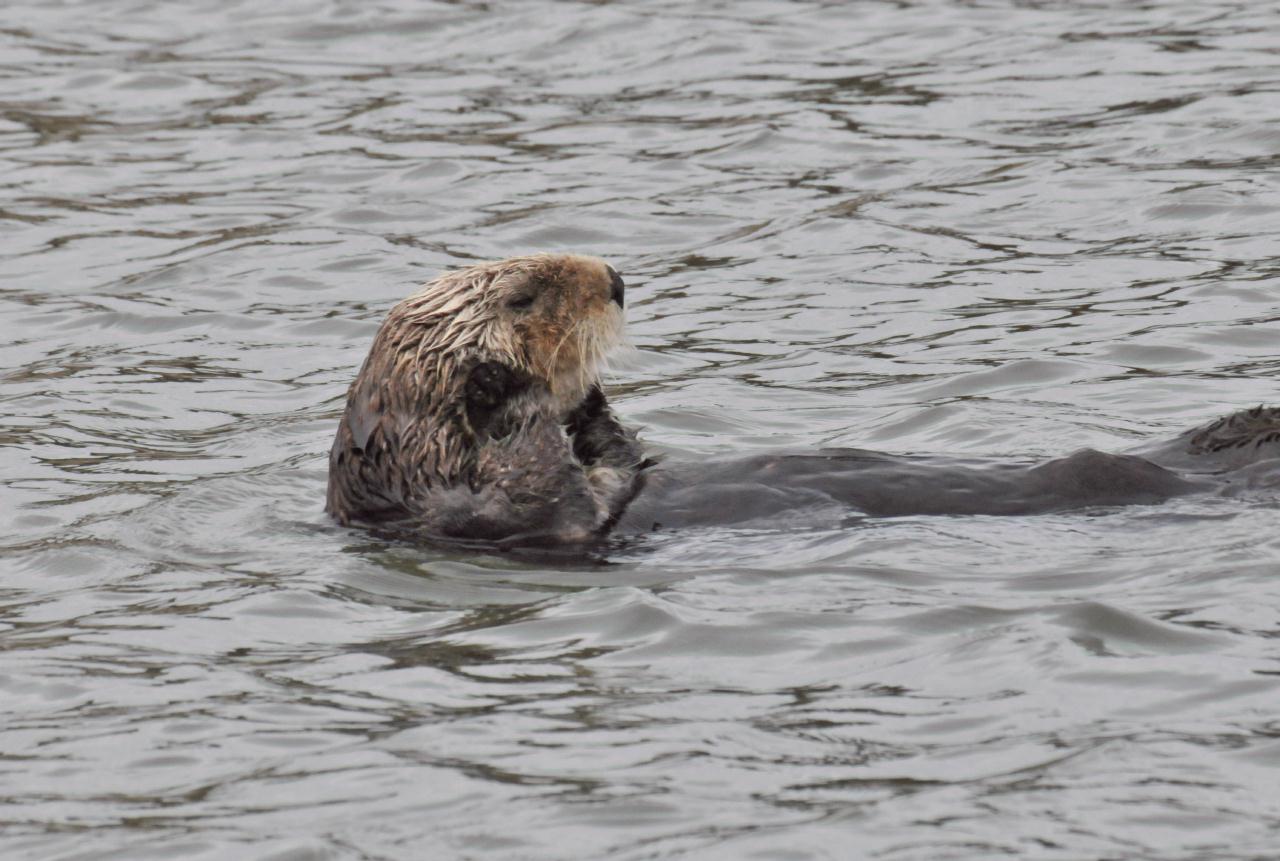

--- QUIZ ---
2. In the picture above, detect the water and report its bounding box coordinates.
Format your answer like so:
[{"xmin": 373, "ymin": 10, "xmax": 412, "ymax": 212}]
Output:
[{"xmin": 3, "ymin": 1, "xmax": 1280, "ymax": 858}]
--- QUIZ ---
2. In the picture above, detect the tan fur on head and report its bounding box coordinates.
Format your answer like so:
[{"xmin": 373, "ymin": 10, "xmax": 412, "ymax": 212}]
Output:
[{"xmin": 392, "ymin": 252, "xmax": 624, "ymax": 415}]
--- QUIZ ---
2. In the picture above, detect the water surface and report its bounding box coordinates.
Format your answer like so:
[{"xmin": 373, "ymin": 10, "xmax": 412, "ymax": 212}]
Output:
[{"xmin": 3, "ymin": 1, "xmax": 1280, "ymax": 859}]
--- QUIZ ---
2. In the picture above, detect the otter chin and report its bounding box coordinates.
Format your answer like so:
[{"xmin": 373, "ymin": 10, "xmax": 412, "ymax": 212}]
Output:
[
  {"xmin": 326, "ymin": 253, "xmax": 647, "ymax": 545},
  {"xmin": 328, "ymin": 253, "xmax": 1280, "ymax": 546}
]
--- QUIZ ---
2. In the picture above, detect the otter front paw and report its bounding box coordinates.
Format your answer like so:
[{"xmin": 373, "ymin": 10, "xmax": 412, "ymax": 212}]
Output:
[
  {"xmin": 465, "ymin": 360, "xmax": 531, "ymax": 438},
  {"xmin": 566, "ymin": 386, "xmax": 641, "ymax": 465},
  {"xmin": 565, "ymin": 385, "xmax": 608, "ymax": 430}
]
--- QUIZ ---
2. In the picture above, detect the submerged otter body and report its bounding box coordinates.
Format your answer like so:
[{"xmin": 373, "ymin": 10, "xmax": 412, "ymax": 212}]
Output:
[
  {"xmin": 612, "ymin": 448, "xmax": 1209, "ymax": 532},
  {"xmin": 327, "ymin": 254, "xmax": 1280, "ymax": 545}
]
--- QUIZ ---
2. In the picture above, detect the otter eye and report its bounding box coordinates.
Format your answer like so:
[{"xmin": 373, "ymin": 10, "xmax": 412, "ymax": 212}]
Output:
[{"xmin": 507, "ymin": 294, "xmax": 535, "ymax": 312}]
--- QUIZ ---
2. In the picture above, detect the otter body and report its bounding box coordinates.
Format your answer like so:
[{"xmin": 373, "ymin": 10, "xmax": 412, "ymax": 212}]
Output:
[{"xmin": 327, "ymin": 255, "xmax": 1280, "ymax": 545}]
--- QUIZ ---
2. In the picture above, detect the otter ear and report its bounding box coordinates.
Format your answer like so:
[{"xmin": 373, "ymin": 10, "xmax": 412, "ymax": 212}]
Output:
[{"xmin": 465, "ymin": 360, "xmax": 531, "ymax": 437}]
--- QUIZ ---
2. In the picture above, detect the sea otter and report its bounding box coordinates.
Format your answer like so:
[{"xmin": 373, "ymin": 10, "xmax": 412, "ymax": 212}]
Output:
[
  {"xmin": 327, "ymin": 254, "xmax": 1280, "ymax": 544},
  {"xmin": 326, "ymin": 254, "xmax": 648, "ymax": 544}
]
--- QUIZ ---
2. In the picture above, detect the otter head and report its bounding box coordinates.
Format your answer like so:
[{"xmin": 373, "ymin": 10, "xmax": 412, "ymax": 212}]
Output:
[
  {"xmin": 399, "ymin": 253, "xmax": 626, "ymax": 424},
  {"xmin": 332, "ymin": 254, "xmax": 627, "ymax": 506}
]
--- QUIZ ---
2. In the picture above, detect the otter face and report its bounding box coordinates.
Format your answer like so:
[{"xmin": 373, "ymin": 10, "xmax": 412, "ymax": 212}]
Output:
[
  {"xmin": 390, "ymin": 253, "xmax": 627, "ymax": 426},
  {"xmin": 499, "ymin": 255, "xmax": 625, "ymax": 403}
]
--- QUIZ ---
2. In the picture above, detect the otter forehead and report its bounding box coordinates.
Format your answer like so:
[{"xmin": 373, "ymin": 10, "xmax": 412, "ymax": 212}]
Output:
[
  {"xmin": 398, "ymin": 253, "xmax": 621, "ymax": 314},
  {"xmin": 488, "ymin": 253, "xmax": 624, "ymax": 316},
  {"xmin": 520, "ymin": 253, "xmax": 617, "ymax": 294}
]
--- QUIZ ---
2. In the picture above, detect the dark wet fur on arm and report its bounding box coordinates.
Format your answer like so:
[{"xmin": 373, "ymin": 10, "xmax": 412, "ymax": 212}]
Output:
[{"xmin": 564, "ymin": 385, "xmax": 653, "ymax": 526}]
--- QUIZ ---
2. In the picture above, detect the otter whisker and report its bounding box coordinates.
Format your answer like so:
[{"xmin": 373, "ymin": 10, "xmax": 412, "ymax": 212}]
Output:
[
  {"xmin": 577, "ymin": 323, "xmax": 590, "ymax": 391},
  {"xmin": 547, "ymin": 317, "xmax": 586, "ymax": 393}
]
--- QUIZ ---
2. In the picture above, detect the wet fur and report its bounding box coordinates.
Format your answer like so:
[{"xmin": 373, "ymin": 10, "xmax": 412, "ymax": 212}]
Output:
[{"xmin": 326, "ymin": 253, "xmax": 645, "ymax": 543}]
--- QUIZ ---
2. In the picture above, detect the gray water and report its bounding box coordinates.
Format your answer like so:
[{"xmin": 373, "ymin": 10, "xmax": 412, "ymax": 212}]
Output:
[{"xmin": 3, "ymin": 1, "xmax": 1280, "ymax": 858}]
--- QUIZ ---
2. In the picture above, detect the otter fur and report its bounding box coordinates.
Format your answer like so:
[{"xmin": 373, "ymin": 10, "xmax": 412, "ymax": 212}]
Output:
[{"xmin": 328, "ymin": 254, "xmax": 1280, "ymax": 544}]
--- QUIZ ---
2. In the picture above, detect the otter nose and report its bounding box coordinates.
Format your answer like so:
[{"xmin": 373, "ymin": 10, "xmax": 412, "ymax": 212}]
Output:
[{"xmin": 607, "ymin": 266, "xmax": 625, "ymax": 308}]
